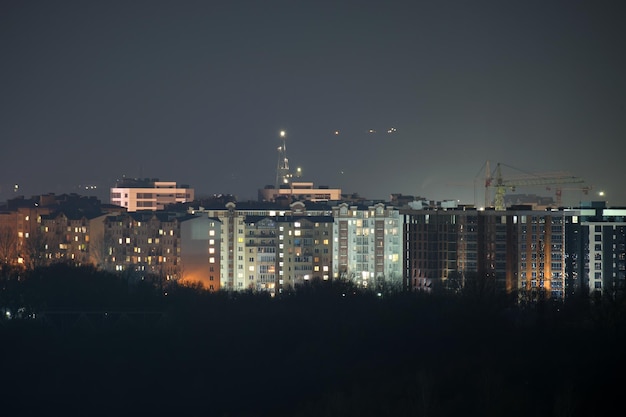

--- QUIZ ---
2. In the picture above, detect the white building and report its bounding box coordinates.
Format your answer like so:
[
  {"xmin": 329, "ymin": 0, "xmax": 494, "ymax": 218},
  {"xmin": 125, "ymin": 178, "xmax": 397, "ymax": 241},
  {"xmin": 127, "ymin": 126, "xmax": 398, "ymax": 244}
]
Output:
[
  {"xmin": 332, "ymin": 202, "xmax": 402, "ymax": 289},
  {"xmin": 110, "ymin": 178, "xmax": 194, "ymax": 211}
]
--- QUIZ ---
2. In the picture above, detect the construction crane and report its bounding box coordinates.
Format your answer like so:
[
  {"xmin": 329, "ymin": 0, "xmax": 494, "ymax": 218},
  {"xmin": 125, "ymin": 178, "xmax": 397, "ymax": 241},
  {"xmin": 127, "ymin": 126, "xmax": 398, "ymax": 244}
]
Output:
[
  {"xmin": 547, "ymin": 185, "xmax": 592, "ymax": 207},
  {"xmin": 485, "ymin": 161, "xmax": 586, "ymax": 210}
]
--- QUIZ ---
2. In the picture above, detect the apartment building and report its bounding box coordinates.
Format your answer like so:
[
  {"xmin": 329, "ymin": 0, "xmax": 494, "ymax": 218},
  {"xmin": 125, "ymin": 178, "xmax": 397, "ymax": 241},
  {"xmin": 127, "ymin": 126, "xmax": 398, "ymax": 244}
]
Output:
[
  {"xmin": 189, "ymin": 200, "xmax": 334, "ymax": 293},
  {"xmin": 0, "ymin": 194, "xmax": 121, "ymax": 268},
  {"xmin": 101, "ymin": 211, "xmax": 219, "ymax": 290},
  {"xmin": 565, "ymin": 201, "xmax": 626, "ymax": 297},
  {"xmin": 332, "ymin": 202, "xmax": 402, "ymax": 289},
  {"xmin": 402, "ymin": 204, "xmax": 577, "ymax": 301},
  {"xmin": 258, "ymin": 182, "xmax": 342, "ymax": 203},
  {"xmin": 40, "ymin": 210, "xmax": 110, "ymax": 267},
  {"xmin": 110, "ymin": 178, "xmax": 194, "ymax": 212}
]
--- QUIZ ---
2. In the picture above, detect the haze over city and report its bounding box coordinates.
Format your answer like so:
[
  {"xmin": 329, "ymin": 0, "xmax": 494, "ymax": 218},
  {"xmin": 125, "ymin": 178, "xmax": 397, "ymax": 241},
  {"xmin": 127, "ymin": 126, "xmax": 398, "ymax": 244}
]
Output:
[{"xmin": 2, "ymin": 0, "xmax": 624, "ymax": 206}]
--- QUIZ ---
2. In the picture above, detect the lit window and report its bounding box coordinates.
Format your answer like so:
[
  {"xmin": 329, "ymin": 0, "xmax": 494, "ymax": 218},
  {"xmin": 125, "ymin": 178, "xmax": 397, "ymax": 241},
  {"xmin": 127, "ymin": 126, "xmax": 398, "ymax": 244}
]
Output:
[{"xmin": 209, "ymin": 257, "xmax": 215, "ymax": 263}]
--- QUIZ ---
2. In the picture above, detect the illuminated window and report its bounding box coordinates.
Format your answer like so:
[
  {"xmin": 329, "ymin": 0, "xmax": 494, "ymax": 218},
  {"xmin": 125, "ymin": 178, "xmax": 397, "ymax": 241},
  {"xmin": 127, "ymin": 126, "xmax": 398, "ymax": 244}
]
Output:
[
  {"xmin": 209, "ymin": 230, "xmax": 215, "ymax": 236},
  {"xmin": 209, "ymin": 257, "xmax": 215, "ymax": 263},
  {"xmin": 209, "ymin": 248, "xmax": 215, "ymax": 254},
  {"xmin": 209, "ymin": 239, "xmax": 215, "ymax": 245}
]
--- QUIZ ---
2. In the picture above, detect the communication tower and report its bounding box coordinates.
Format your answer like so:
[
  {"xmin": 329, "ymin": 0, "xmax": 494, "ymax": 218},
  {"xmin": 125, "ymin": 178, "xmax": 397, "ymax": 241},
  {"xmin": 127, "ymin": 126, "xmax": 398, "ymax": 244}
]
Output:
[{"xmin": 275, "ymin": 130, "xmax": 292, "ymax": 188}]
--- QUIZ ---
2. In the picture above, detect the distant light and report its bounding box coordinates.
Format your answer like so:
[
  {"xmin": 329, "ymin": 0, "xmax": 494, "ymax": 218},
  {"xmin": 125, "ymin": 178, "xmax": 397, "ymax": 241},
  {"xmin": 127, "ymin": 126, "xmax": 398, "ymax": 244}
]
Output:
[
  {"xmin": 599, "ymin": 191, "xmax": 605, "ymax": 197},
  {"xmin": 334, "ymin": 130, "xmax": 339, "ymax": 135},
  {"xmin": 368, "ymin": 129, "xmax": 376, "ymax": 134},
  {"xmin": 387, "ymin": 127, "xmax": 397, "ymax": 133},
  {"xmin": 280, "ymin": 130, "xmax": 286, "ymax": 138}
]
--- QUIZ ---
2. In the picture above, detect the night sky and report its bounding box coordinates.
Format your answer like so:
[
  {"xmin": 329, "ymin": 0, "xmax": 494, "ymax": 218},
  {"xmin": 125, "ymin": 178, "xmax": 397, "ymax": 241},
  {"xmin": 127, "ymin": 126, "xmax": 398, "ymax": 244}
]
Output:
[{"xmin": 2, "ymin": 0, "xmax": 625, "ymax": 206}]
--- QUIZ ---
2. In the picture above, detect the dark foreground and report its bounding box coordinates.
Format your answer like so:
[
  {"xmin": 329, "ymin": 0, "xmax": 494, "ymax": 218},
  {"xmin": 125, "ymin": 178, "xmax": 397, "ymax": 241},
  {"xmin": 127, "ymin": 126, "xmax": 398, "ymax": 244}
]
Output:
[{"xmin": 1, "ymin": 265, "xmax": 625, "ymax": 417}]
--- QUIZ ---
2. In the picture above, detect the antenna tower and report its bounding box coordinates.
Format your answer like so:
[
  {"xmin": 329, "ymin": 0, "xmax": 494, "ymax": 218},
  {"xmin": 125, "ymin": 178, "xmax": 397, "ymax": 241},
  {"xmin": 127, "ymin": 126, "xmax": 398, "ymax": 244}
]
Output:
[{"xmin": 275, "ymin": 130, "xmax": 291, "ymax": 188}]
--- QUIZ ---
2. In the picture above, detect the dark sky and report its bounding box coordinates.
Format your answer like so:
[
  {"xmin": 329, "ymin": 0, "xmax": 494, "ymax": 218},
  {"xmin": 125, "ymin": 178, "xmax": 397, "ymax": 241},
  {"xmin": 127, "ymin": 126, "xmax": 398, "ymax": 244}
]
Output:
[{"xmin": 2, "ymin": 0, "xmax": 625, "ymax": 206}]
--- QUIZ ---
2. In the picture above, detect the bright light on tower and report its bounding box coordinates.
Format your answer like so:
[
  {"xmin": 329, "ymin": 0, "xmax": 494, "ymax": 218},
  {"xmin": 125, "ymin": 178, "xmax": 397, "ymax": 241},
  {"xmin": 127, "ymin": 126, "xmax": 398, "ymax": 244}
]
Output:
[{"xmin": 280, "ymin": 130, "xmax": 286, "ymax": 138}]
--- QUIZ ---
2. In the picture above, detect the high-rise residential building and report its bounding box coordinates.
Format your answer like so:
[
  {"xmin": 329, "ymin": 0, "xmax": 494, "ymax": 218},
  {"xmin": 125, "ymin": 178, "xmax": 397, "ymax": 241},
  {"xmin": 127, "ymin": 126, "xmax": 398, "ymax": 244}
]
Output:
[
  {"xmin": 402, "ymin": 199, "xmax": 625, "ymax": 301},
  {"xmin": 110, "ymin": 178, "xmax": 194, "ymax": 212},
  {"xmin": 274, "ymin": 215, "xmax": 334, "ymax": 293},
  {"xmin": 332, "ymin": 202, "xmax": 402, "ymax": 289},
  {"xmin": 402, "ymin": 204, "xmax": 577, "ymax": 301},
  {"xmin": 189, "ymin": 200, "xmax": 334, "ymax": 294},
  {"xmin": 565, "ymin": 201, "xmax": 626, "ymax": 297}
]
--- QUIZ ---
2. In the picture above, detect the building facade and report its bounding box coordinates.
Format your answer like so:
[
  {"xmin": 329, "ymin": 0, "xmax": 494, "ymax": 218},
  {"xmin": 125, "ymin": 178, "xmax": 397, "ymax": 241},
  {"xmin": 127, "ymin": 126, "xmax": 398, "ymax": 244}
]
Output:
[
  {"xmin": 110, "ymin": 178, "xmax": 194, "ymax": 212},
  {"xmin": 332, "ymin": 202, "xmax": 402, "ymax": 289},
  {"xmin": 258, "ymin": 182, "xmax": 342, "ymax": 203}
]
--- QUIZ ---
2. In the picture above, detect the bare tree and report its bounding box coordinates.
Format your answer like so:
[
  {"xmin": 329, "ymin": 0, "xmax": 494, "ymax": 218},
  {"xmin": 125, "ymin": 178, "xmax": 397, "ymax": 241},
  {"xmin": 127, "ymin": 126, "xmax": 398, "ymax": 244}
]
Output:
[
  {"xmin": 89, "ymin": 233, "xmax": 115, "ymax": 270},
  {"xmin": 0, "ymin": 226, "xmax": 18, "ymax": 266},
  {"xmin": 22, "ymin": 226, "xmax": 50, "ymax": 270}
]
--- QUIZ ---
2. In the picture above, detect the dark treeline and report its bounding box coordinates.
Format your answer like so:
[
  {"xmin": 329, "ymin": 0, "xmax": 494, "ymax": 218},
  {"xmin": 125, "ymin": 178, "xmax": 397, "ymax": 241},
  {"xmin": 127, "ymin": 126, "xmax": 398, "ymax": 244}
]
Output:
[{"xmin": 1, "ymin": 264, "xmax": 626, "ymax": 417}]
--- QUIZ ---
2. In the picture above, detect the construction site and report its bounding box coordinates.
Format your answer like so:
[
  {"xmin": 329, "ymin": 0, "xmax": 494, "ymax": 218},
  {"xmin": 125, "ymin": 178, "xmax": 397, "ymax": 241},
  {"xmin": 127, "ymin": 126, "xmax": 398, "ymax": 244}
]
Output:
[{"xmin": 477, "ymin": 161, "xmax": 592, "ymax": 210}]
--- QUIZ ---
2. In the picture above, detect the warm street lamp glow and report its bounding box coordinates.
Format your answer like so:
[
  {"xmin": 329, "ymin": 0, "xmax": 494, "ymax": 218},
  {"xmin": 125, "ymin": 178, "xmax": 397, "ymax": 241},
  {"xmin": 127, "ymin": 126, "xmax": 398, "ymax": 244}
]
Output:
[
  {"xmin": 599, "ymin": 191, "xmax": 605, "ymax": 197},
  {"xmin": 280, "ymin": 130, "xmax": 286, "ymax": 138}
]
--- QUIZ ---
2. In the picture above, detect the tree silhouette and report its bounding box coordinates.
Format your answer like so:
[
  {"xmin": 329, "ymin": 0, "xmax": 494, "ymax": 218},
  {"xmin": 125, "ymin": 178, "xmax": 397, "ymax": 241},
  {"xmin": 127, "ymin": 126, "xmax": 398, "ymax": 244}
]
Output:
[{"xmin": 0, "ymin": 226, "xmax": 18, "ymax": 266}]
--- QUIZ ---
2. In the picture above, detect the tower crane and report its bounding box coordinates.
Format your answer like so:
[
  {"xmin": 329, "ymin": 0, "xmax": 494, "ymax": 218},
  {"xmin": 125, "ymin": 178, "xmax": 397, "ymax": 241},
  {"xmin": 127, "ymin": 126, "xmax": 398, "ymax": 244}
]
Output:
[
  {"xmin": 485, "ymin": 161, "xmax": 586, "ymax": 210},
  {"xmin": 549, "ymin": 185, "xmax": 592, "ymax": 207}
]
